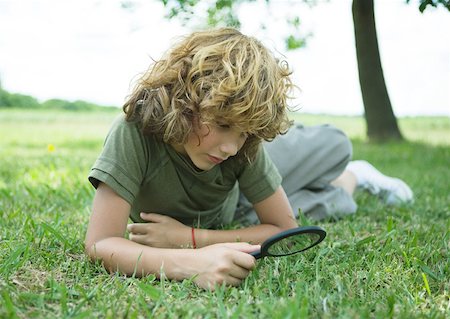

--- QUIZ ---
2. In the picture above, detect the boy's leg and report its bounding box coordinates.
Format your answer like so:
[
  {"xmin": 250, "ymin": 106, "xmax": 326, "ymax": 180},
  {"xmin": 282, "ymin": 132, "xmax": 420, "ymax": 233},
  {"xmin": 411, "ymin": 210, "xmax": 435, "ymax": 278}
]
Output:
[
  {"xmin": 265, "ymin": 124, "xmax": 353, "ymax": 193},
  {"xmin": 235, "ymin": 124, "xmax": 357, "ymax": 224},
  {"xmin": 330, "ymin": 169, "xmax": 358, "ymax": 196}
]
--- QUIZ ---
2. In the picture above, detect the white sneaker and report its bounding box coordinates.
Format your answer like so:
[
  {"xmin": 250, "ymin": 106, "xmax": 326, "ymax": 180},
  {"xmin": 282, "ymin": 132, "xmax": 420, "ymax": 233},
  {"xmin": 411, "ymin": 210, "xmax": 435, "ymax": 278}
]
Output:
[{"xmin": 347, "ymin": 160, "xmax": 414, "ymax": 205}]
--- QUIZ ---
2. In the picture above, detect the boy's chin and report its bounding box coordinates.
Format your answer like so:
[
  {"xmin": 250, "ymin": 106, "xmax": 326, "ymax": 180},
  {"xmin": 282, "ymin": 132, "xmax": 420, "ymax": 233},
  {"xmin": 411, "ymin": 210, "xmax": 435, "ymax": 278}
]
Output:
[{"xmin": 191, "ymin": 159, "xmax": 216, "ymax": 172}]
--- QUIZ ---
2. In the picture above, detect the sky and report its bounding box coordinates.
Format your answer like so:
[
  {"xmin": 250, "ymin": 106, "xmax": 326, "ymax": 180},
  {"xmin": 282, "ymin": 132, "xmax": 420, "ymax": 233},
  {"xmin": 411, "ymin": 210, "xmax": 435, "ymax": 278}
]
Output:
[{"xmin": 0, "ymin": 0, "xmax": 449, "ymax": 116}]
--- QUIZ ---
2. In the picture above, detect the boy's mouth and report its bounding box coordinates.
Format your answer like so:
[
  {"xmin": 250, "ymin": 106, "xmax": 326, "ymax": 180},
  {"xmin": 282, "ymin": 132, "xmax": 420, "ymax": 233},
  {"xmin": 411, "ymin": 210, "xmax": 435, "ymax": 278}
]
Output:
[{"xmin": 207, "ymin": 154, "xmax": 225, "ymax": 164}]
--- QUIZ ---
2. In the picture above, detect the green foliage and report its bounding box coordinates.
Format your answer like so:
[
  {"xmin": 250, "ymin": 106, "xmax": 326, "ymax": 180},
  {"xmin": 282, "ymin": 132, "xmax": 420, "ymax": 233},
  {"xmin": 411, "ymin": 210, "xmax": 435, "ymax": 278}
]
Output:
[
  {"xmin": 406, "ymin": 0, "xmax": 450, "ymax": 12},
  {"xmin": 207, "ymin": 3, "xmax": 241, "ymax": 28},
  {"xmin": 0, "ymin": 109, "xmax": 449, "ymax": 318},
  {"xmin": 286, "ymin": 16, "xmax": 311, "ymax": 50},
  {"xmin": 161, "ymin": 0, "xmax": 243, "ymax": 27},
  {"xmin": 0, "ymin": 88, "xmax": 40, "ymax": 108},
  {"xmin": 286, "ymin": 35, "xmax": 306, "ymax": 50},
  {"xmin": 158, "ymin": 0, "xmax": 310, "ymax": 50},
  {"xmin": 161, "ymin": 0, "xmax": 202, "ymax": 24},
  {"xmin": 158, "ymin": 0, "xmax": 450, "ymax": 51},
  {"xmin": 41, "ymin": 99, "xmax": 98, "ymax": 111},
  {"xmin": 0, "ymin": 88, "xmax": 117, "ymax": 111}
]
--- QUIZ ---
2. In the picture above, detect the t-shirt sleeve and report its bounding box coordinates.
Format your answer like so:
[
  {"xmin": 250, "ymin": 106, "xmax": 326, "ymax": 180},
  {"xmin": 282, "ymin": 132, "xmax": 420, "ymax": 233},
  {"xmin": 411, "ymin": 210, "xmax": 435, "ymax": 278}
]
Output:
[
  {"xmin": 237, "ymin": 147, "xmax": 282, "ymax": 204},
  {"xmin": 88, "ymin": 115, "xmax": 148, "ymax": 205}
]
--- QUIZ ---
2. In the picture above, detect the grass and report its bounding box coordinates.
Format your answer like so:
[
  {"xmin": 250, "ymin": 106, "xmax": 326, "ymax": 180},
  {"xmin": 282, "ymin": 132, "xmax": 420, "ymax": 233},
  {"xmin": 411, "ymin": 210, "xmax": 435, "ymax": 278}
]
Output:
[{"xmin": 0, "ymin": 108, "xmax": 449, "ymax": 318}]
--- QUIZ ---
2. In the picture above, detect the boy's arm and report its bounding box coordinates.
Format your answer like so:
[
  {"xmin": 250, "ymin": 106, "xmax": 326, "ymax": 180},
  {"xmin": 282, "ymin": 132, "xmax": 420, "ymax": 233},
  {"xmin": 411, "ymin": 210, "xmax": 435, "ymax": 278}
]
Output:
[
  {"xmin": 128, "ymin": 186, "xmax": 298, "ymax": 247},
  {"xmin": 195, "ymin": 186, "xmax": 297, "ymax": 246},
  {"xmin": 85, "ymin": 183, "xmax": 259, "ymax": 289}
]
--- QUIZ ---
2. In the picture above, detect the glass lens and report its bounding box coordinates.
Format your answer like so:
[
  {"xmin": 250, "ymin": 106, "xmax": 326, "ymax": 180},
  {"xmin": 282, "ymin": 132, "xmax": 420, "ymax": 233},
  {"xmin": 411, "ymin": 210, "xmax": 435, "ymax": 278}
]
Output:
[{"xmin": 267, "ymin": 233, "xmax": 321, "ymax": 256}]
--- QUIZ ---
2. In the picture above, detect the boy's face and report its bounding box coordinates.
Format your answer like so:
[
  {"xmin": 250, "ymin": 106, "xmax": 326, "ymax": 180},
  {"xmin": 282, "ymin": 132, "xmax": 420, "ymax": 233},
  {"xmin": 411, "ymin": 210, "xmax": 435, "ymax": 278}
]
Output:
[{"xmin": 174, "ymin": 121, "xmax": 248, "ymax": 171}]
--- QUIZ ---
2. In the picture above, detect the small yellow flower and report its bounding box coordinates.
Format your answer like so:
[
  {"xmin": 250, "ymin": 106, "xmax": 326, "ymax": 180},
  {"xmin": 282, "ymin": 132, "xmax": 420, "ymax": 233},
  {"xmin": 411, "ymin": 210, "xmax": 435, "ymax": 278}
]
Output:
[{"xmin": 47, "ymin": 144, "xmax": 55, "ymax": 152}]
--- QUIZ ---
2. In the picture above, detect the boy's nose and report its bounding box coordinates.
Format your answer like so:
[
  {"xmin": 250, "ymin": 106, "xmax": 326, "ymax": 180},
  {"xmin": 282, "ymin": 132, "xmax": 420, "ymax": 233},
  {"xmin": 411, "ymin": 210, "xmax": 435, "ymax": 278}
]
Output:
[{"xmin": 219, "ymin": 141, "xmax": 239, "ymax": 157}]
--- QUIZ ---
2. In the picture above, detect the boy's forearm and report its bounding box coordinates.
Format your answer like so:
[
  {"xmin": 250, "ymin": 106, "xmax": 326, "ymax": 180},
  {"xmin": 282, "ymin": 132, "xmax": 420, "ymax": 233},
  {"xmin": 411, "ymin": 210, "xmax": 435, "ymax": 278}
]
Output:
[
  {"xmin": 194, "ymin": 223, "xmax": 291, "ymax": 248},
  {"xmin": 87, "ymin": 237, "xmax": 195, "ymax": 280}
]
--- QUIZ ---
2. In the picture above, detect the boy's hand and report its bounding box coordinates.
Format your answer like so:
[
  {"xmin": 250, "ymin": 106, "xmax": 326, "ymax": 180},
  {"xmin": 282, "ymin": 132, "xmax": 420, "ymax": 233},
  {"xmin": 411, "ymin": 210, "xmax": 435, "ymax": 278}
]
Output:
[
  {"xmin": 127, "ymin": 213, "xmax": 190, "ymax": 248},
  {"xmin": 191, "ymin": 242, "xmax": 259, "ymax": 290}
]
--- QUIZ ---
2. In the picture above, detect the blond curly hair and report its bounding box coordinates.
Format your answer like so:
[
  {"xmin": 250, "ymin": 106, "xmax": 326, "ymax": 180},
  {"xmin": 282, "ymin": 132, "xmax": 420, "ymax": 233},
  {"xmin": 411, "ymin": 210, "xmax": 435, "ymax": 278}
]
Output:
[{"xmin": 123, "ymin": 27, "xmax": 295, "ymax": 161}]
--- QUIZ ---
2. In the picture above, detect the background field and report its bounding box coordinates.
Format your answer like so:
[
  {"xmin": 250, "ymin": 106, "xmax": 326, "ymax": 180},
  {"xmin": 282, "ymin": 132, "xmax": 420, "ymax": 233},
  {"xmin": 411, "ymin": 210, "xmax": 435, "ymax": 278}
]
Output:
[{"xmin": 0, "ymin": 109, "xmax": 449, "ymax": 318}]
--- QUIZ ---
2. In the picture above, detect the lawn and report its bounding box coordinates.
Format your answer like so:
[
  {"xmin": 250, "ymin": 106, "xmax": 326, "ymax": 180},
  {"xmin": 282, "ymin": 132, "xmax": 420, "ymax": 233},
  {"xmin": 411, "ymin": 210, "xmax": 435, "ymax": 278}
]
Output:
[{"xmin": 0, "ymin": 108, "xmax": 449, "ymax": 318}]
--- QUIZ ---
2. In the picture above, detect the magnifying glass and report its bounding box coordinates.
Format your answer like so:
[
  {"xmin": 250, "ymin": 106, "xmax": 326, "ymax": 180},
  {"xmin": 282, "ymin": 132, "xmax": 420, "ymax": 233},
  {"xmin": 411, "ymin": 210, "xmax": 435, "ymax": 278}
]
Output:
[{"xmin": 250, "ymin": 226, "xmax": 326, "ymax": 259}]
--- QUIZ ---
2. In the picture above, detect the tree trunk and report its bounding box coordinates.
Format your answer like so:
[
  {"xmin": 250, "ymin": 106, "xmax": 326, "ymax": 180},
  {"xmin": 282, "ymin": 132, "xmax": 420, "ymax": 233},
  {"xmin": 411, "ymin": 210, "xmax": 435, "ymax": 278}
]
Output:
[{"xmin": 352, "ymin": 0, "xmax": 403, "ymax": 141}]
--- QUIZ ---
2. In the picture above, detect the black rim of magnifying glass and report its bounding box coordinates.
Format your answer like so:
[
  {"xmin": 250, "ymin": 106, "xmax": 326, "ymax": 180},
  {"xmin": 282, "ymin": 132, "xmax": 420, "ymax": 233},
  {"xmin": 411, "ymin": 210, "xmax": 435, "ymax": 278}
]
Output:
[{"xmin": 252, "ymin": 226, "xmax": 327, "ymax": 259}]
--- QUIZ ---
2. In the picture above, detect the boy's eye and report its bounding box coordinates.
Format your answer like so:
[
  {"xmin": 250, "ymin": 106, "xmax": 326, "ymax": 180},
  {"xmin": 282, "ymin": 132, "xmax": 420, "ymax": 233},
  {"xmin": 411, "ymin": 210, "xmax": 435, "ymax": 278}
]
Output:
[
  {"xmin": 215, "ymin": 122, "xmax": 248, "ymax": 139},
  {"xmin": 217, "ymin": 123, "xmax": 231, "ymax": 129}
]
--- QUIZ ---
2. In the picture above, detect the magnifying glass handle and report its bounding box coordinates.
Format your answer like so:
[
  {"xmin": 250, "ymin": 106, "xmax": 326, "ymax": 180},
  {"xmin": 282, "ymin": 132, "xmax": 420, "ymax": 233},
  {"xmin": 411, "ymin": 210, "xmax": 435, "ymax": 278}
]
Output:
[{"xmin": 250, "ymin": 250, "xmax": 262, "ymax": 259}]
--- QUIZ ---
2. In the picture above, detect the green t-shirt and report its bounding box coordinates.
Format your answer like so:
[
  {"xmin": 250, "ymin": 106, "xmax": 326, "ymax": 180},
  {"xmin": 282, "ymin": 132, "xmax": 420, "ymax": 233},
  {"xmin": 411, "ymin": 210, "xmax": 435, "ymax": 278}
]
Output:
[{"xmin": 88, "ymin": 115, "xmax": 281, "ymax": 228}]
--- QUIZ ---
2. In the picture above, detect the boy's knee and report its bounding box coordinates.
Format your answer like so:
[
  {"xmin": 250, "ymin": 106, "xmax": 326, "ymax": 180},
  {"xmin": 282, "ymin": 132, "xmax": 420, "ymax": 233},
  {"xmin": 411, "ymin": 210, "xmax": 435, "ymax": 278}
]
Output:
[{"xmin": 321, "ymin": 125, "xmax": 353, "ymax": 162}]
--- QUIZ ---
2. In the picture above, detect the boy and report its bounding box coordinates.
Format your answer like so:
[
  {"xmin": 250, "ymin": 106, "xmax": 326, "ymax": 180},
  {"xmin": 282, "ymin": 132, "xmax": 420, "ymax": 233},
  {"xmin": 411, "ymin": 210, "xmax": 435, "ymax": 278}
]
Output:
[{"xmin": 85, "ymin": 28, "xmax": 413, "ymax": 290}]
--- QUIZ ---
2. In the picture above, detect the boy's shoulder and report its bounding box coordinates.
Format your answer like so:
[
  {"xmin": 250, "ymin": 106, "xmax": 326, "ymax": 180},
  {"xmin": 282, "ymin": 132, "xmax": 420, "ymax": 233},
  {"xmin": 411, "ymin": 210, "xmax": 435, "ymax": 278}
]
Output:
[
  {"xmin": 110, "ymin": 113, "xmax": 137, "ymax": 130},
  {"xmin": 107, "ymin": 113, "xmax": 145, "ymax": 139},
  {"xmin": 106, "ymin": 113, "xmax": 163, "ymax": 150}
]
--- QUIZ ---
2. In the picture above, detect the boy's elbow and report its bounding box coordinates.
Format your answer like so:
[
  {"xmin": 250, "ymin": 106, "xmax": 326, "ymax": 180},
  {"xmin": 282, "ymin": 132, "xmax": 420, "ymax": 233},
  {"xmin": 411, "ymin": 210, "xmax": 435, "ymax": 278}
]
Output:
[
  {"xmin": 84, "ymin": 232, "xmax": 110, "ymax": 261},
  {"xmin": 84, "ymin": 240, "xmax": 97, "ymax": 261},
  {"xmin": 84, "ymin": 237, "xmax": 106, "ymax": 262},
  {"xmin": 278, "ymin": 214, "xmax": 298, "ymax": 231}
]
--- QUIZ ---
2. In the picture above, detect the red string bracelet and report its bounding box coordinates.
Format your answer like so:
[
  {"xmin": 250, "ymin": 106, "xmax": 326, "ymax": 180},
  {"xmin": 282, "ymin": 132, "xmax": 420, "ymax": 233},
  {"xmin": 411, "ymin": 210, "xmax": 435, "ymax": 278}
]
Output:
[{"xmin": 191, "ymin": 227, "xmax": 197, "ymax": 249}]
